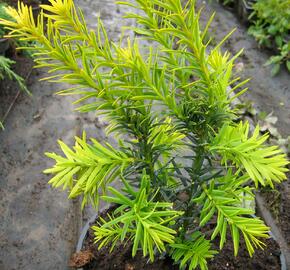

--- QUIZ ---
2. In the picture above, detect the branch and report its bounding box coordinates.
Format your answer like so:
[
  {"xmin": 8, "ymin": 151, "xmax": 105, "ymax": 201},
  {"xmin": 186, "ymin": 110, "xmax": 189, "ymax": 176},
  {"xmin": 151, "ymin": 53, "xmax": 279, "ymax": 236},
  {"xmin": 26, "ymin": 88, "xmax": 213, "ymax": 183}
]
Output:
[
  {"xmin": 209, "ymin": 121, "xmax": 289, "ymax": 187},
  {"xmin": 44, "ymin": 132, "xmax": 134, "ymax": 209}
]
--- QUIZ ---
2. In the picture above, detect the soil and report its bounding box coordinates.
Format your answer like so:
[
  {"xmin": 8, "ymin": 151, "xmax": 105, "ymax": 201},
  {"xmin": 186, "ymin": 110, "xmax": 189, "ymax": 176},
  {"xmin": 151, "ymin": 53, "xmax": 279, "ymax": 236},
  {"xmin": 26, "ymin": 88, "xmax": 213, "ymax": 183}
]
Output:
[
  {"xmin": 277, "ymin": 181, "xmax": 290, "ymax": 248},
  {"xmin": 261, "ymin": 180, "xmax": 290, "ymax": 248},
  {"xmin": 208, "ymin": 237, "xmax": 280, "ymax": 270},
  {"xmin": 81, "ymin": 240, "xmax": 178, "ymax": 270},
  {"xmin": 0, "ymin": 56, "xmax": 33, "ymax": 124},
  {"xmin": 76, "ymin": 208, "xmax": 281, "ymax": 270}
]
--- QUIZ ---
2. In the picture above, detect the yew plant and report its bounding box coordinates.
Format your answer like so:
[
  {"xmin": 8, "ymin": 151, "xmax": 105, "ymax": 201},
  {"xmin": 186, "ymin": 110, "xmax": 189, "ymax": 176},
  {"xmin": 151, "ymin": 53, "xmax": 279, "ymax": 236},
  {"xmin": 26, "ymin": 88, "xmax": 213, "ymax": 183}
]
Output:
[{"xmin": 1, "ymin": 0, "xmax": 289, "ymax": 269}]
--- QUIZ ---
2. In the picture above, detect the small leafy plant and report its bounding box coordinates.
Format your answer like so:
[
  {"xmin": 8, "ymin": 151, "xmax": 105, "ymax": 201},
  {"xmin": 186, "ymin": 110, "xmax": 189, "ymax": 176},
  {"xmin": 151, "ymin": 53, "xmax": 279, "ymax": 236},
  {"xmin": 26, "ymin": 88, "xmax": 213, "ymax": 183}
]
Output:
[
  {"xmin": 1, "ymin": 0, "xmax": 289, "ymax": 269},
  {"xmin": 0, "ymin": 54, "xmax": 28, "ymax": 93},
  {"xmin": 0, "ymin": 2, "xmax": 29, "ymax": 93},
  {"xmin": 248, "ymin": 0, "xmax": 290, "ymax": 75},
  {"xmin": 0, "ymin": 2, "xmax": 29, "ymax": 129}
]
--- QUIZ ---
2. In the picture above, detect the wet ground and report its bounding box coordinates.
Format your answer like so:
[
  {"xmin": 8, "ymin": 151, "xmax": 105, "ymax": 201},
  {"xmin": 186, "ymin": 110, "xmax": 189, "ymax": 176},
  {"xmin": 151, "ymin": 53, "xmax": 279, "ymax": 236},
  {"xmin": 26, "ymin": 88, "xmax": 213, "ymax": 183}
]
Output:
[
  {"xmin": 0, "ymin": 67, "xmax": 81, "ymax": 270},
  {"xmin": 0, "ymin": 0, "xmax": 289, "ymax": 270}
]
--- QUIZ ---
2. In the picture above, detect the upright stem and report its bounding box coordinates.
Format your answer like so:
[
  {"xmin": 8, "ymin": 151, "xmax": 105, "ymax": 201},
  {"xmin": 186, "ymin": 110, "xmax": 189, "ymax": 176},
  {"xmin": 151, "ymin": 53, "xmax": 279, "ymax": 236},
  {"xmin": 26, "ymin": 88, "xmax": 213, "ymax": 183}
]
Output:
[
  {"xmin": 144, "ymin": 139, "xmax": 155, "ymax": 181},
  {"xmin": 182, "ymin": 143, "xmax": 205, "ymax": 235}
]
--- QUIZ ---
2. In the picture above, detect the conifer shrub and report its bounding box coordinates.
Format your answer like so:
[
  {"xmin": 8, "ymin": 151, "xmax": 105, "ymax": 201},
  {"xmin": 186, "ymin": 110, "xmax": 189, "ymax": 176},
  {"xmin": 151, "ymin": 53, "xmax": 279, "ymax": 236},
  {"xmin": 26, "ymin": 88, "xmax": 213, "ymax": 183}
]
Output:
[{"xmin": 0, "ymin": 0, "xmax": 288, "ymax": 268}]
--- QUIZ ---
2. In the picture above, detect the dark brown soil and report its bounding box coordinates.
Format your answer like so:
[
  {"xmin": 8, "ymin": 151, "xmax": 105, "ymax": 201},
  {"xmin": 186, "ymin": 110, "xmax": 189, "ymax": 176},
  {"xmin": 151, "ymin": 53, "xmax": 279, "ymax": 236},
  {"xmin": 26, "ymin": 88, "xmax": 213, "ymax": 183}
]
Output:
[
  {"xmin": 82, "ymin": 239, "xmax": 178, "ymax": 270},
  {"xmin": 78, "ymin": 209, "xmax": 281, "ymax": 270},
  {"xmin": 279, "ymin": 181, "xmax": 290, "ymax": 247},
  {"xmin": 208, "ymin": 236, "xmax": 280, "ymax": 270},
  {"xmin": 261, "ymin": 177, "xmax": 290, "ymax": 248},
  {"xmin": 0, "ymin": 56, "xmax": 33, "ymax": 124}
]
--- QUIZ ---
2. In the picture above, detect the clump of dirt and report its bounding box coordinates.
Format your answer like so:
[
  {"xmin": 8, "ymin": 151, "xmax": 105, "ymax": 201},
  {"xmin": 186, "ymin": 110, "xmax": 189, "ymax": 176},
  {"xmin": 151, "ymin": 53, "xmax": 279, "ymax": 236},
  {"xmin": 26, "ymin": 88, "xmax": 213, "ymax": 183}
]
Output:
[{"xmin": 69, "ymin": 250, "xmax": 94, "ymax": 268}]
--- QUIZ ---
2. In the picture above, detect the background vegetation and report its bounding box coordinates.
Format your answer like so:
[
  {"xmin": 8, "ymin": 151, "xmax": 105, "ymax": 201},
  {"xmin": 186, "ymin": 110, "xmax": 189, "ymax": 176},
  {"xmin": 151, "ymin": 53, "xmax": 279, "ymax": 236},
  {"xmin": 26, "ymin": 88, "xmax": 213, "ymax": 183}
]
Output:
[
  {"xmin": 248, "ymin": 0, "xmax": 290, "ymax": 75},
  {"xmin": 217, "ymin": 0, "xmax": 290, "ymax": 75}
]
